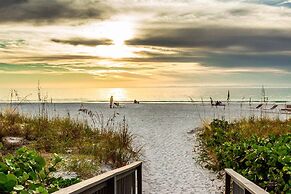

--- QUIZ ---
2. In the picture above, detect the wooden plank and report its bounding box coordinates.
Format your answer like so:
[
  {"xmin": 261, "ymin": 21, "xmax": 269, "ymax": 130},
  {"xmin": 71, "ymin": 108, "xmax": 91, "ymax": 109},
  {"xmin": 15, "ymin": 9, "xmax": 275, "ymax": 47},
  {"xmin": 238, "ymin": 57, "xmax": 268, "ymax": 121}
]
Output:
[
  {"xmin": 107, "ymin": 177, "xmax": 115, "ymax": 194},
  {"xmin": 132, "ymin": 172, "xmax": 136, "ymax": 194},
  {"xmin": 225, "ymin": 169, "xmax": 269, "ymax": 194},
  {"xmin": 53, "ymin": 161, "xmax": 142, "ymax": 194},
  {"xmin": 116, "ymin": 169, "xmax": 135, "ymax": 181},
  {"xmin": 225, "ymin": 173, "xmax": 231, "ymax": 194},
  {"xmin": 137, "ymin": 164, "xmax": 142, "ymax": 194},
  {"xmin": 113, "ymin": 177, "xmax": 117, "ymax": 194},
  {"xmin": 233, "ymin": 181, "xmax": 244, "ymax": 194}
]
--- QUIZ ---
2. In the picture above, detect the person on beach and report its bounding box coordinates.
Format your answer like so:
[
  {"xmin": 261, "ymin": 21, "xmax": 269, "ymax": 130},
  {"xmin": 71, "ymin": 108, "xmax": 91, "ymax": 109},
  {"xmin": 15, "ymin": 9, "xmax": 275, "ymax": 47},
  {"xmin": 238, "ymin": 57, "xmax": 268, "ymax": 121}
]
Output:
[
  {"xmin": 210, "ymin": 97, "xmax": 214, "ymax": 106},
  {"xmin": 110, "ymin": 96, "xmax": 113, "ymax": 108}
]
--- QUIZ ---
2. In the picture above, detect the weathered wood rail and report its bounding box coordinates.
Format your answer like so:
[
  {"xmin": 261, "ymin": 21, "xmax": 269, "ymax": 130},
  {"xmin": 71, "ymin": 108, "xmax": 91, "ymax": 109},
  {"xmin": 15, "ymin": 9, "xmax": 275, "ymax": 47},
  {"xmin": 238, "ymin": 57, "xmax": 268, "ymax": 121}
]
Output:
[
  {"xmin": 225, "ymin": 169, "xmax": 269, "ymax": 194},
  {"xmin": 53, "ymin": 161, "xmax": 142, "ymax": 194},
  {"xmin": 53, "ymin": 163, "xmax": 270, "ymax": 194}
]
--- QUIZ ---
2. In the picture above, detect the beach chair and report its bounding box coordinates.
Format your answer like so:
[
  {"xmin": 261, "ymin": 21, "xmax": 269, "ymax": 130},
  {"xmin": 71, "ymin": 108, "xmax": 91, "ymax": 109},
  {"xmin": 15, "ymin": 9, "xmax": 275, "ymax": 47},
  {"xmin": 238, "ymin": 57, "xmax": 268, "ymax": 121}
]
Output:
[
  {"xmin": 270, "ymin": 105, "xmax": 278, "ymax": 110},
  {"xmin": 114, "ymin": 102, "xmax": 120, "ymax": 107},
  {"xmin": 281, "ymin": 104, "xmax": 291, "ymax": 112},
  {"xmin": 256, "ymin": 104, "xmax": 263, "ymax": 109}
]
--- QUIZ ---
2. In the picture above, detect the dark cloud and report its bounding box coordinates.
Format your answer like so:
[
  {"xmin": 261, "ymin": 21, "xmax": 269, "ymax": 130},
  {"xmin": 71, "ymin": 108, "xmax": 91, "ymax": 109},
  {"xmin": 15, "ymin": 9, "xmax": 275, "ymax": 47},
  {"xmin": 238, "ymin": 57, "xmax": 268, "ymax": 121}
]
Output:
[
  {"xmin": 0, "ymin": 0, "xmax": 111, "ymax": 23},
  {"xmin": 51, "ymin": 37, "xmax": 113, "ymax": 46},
  {"xmin": 128, "ymin": 47, "xmax": 291, "ymax": 71},
  {"xmin": 228, "ymin": 8, "xmax": 253, "ymax": 16},
  {"xmin": 0, "ymin": 0, "xmax": 28, "ymax": 7},
  {"xmin": 126, "ymin": 27, "xmax": 291, "ymax": 52},
  {"xmin": 202, "ymin": 53, "xmax": 291, "ymax": 71}
]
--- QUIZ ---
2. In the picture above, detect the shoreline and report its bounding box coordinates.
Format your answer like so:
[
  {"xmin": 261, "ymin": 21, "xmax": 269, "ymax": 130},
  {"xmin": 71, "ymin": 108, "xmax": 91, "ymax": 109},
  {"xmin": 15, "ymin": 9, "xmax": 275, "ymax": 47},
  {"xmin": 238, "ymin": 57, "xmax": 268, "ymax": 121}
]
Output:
[{"xmin": 0, "ymin": 100, "xmax": 291, "ymax": 104}]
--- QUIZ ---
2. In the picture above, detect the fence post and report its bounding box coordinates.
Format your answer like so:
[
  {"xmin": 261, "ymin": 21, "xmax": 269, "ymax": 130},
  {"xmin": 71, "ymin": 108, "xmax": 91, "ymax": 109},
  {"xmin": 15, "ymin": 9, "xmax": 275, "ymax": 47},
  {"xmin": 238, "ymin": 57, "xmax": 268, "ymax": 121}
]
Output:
[
  {"xmin": 114, "ymin": 177, "xmax": 117, "ymax": 194},
  {"xmin": 107, "ymin": 177, "xmax": 117, "ymax": 194},
  {"xmin": 225, "ymin": 173, "xmax": 231, "ymax": 194},
  {"xmin": 137, "ymin": 164, "xmax": 142, "ymax": 194},
  {"xmin": 132, "ymin": 171, "xmax": 136, "ymax": 194}
]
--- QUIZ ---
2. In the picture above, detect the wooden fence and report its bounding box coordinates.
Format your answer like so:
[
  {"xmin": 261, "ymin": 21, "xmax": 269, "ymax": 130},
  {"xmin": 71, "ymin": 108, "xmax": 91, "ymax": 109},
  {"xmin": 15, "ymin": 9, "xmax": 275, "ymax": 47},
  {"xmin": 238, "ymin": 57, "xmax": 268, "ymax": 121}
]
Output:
[
  {"xmin": 225, "ymin": 169, "xmax": 269, "ymax": 194},
  {"xmin": 53, "ymin": 161, "xmax": 142, "ymax": 194},
  {"xmin": 53, "ymin": 163, "xmax": 270, "ymax": 194}
]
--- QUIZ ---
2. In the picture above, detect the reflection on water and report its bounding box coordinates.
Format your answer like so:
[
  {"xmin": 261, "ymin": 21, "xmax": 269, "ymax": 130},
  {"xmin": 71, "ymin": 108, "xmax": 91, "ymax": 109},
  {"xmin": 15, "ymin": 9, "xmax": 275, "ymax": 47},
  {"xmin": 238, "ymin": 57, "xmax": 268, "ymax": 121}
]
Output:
[{"xmin": 0, "ymin": 87, "xmax": 290, "ymax": 102}]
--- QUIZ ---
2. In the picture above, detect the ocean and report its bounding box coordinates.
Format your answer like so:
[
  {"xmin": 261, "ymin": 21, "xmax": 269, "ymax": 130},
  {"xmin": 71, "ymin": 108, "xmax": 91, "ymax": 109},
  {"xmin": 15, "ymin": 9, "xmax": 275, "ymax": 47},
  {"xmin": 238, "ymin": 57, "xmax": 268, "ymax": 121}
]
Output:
[{"xmin": 0, "ymin": 86, "xmax": 291, "ymax": 103}]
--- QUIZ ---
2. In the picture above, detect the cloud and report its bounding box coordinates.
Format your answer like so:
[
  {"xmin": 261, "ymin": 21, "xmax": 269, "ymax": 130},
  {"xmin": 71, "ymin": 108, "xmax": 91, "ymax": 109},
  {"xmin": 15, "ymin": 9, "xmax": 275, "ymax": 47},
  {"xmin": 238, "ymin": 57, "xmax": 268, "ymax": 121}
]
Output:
[
  {"xmin": 65, "ymin": 63, "xmax": 155, "ymax": 72},
  {"xmin": 243, "ymin": 0, "xmax": 291, "ymax": 7},
  {"xmin": 51, "ymin": 38, "xmax": 113, "ymax": 47},
  {"xmin": 0, "ymin": 0, "xmax": 28, "ymax": 7},
  {"xmin": 117, "ymin": 56, "xmax": 204, "ymax": 63},
  {"xmin": 0, "ymin": 62, "xmax": 155, "ymax": 75},
  {"xmin": 1, "ymin": 0, "xmax": 291, "ymax": 88},
  {"xmin": 0, "ymin": 62, "xmax": 156, "ymax": 86},
  {"xmin": 202, "ymin": 53, "xmax": 291, "ymax": 71},
  {"xmin": 126, "ymin": 27, "xmax": 291, "ymax": 52},
  {"xmin": 0, "ymin": 39, "xmax": 26, "ymax": 48},
  {"xmin": 0, "ymin": 63, "xmax": 69, "ymax": 74},
  {"xmin": 227, "ymin": 8, "xmax": 254, "ymax": 16},
  {"xmin": 9, "ymin": 55, "xmax": 103, "ymax": 63},
  {"xmin": 0, "ymin": 0, "xmax": 111, "ymax": 23}
]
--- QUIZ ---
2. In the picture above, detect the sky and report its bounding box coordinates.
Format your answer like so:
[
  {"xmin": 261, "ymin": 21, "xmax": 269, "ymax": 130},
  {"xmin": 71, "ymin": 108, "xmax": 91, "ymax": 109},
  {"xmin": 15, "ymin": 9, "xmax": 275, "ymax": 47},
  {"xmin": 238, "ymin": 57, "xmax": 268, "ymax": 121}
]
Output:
[{"xmin": 1, "ymin": 0, "xmax": 291, "ymax": 100}]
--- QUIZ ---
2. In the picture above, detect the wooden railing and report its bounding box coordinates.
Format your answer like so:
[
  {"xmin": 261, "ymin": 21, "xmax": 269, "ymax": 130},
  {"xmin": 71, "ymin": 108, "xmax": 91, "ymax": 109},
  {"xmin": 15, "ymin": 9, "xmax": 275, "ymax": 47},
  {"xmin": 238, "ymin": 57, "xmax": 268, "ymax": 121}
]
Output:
[
  {"xmin": 54, "ymin": 161, "xmax": 142, "ymax": 194},
  {"xmin": 225, "ymin": 169, "xmax": 269, "ymax": 194}
]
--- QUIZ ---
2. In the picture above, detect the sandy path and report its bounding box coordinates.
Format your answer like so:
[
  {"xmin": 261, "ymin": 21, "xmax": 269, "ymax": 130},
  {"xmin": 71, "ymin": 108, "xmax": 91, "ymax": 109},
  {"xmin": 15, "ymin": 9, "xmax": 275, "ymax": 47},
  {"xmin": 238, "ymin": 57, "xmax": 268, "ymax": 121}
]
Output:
[{"xmin": 122, "ymin": 104, "xmax": 223, "ymax": 193}]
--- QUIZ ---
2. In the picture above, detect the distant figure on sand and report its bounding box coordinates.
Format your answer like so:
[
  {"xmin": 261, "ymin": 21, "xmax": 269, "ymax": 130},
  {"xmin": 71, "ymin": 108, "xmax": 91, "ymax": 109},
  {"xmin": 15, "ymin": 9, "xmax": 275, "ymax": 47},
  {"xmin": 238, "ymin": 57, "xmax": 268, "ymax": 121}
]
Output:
[
  {"xmin": 110, "ymin": 96, "xmax": 113, "ymax": 108},
  {"xmin": 134, "ymin": 99, "xmax": 140, "ymax": 104},
  {"xmin": 210, "ymin": 97, "xmax": 214, "ymax": 106}
]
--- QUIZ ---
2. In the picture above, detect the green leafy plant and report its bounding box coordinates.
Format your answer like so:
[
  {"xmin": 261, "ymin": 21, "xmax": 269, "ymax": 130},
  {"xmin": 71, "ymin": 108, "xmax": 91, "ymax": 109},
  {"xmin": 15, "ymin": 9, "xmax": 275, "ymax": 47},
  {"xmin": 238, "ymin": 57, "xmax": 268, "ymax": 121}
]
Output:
[
  {"xmin": 198, "ymin": 118, "xmax": 291, "ymax": 193},
  {"xmin": 0, "ymin": 147, "xmax": 79, "ymax": 193}
]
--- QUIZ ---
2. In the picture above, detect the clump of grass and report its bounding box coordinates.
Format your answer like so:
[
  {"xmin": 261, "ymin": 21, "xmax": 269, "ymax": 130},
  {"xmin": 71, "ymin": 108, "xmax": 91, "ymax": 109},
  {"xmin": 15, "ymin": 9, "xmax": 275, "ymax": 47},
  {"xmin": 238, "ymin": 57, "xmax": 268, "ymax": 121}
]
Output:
[
  {"xmin": 61, "ymin": 154, "xmax": 101, "ymax": 180},
  {"xmin": 0, "ymin": 107, "xmax": 140, "ymax": 179},
  {"xmin": 198, "ymin": 118, "xmax": 291, "ymax": 193}
]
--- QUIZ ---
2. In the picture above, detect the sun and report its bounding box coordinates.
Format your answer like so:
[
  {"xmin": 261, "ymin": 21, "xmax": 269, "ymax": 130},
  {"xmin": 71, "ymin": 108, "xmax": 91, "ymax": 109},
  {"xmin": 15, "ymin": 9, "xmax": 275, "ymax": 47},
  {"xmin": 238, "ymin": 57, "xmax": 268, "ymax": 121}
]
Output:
[
  {"xmin": 80, "ymin": 20, "xmax": 136, "ymax": 58},
  {"xmin": 101, "ymin": 21, "xmax": 134, "ymax": 45},
  {"xmin": 94, "ymin": 44, "xmax": 135, "ymax": 59}
]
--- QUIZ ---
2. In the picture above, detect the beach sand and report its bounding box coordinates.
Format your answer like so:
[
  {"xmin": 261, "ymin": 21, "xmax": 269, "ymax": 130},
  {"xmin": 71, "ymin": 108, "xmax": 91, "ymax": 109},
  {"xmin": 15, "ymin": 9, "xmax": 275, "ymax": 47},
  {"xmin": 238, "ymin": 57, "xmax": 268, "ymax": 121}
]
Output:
[{"xmin": 1, "ymin": 102, "xmax": 285, "ymax": 193}]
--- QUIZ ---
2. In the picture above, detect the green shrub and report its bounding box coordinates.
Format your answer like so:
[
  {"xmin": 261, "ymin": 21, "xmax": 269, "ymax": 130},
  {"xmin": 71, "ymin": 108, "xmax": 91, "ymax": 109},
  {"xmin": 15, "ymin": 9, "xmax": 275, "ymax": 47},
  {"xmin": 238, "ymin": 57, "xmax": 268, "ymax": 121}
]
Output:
[
  {"xmin": 199, "ymin": 118, "xmax": 291, "ymax": 193},
  {"xmin": 0, "ymin": 147, "xmax": 79, "ymax": 193}
]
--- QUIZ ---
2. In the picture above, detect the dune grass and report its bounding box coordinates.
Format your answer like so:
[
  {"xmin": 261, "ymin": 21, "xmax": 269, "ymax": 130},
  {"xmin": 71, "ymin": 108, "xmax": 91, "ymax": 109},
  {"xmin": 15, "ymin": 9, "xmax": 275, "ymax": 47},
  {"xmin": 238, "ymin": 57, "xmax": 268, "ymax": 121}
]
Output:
[
  {"xmin": 198, "ymin": 118, "xmax": 291, "ymax": 193},
  {"xmin": 0, "ymin": 107, "xmax": 140, "ymax": 179}
]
